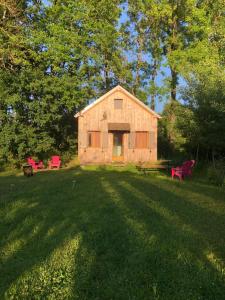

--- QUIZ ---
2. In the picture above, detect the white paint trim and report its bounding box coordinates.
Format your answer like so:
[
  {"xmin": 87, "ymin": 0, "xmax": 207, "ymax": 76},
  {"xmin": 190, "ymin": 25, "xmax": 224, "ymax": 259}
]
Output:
[{"xmin": 74, "ymin": 85, "xmax": 162, "ymax": 119}]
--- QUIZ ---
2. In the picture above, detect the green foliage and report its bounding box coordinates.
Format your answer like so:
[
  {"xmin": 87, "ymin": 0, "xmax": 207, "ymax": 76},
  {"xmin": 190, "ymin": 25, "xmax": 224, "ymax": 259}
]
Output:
[
  {"xmin": 207, "ymin": 163, "xmax": 225, "ymax": 186},
  {"xmin": 0, "ymin": 0, "xmax": 28, "ymax": 69},
  {"xmin": 182, "ymin": 68, "xmax": 225, "ymax": 159},
  {"xmin": 0, "ymin": 0, "xmax": 126, "ymax": 165},
  {"xmin": 158, "ymin": 0, "xmax": 225, "ymax": 160},
  {"xmin": 127, "ymin": 0, "xmax": 221, "ymax": 102},
  {"xmin": 158, "ymin": 101, "xmax": 197, "ymax": 158}
]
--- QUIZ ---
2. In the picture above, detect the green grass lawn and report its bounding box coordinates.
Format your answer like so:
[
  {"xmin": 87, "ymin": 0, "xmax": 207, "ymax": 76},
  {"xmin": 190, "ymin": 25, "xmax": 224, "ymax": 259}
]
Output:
[{"xmin": 0, "ymin": 166, "xmax": 225, "ymax": 299}]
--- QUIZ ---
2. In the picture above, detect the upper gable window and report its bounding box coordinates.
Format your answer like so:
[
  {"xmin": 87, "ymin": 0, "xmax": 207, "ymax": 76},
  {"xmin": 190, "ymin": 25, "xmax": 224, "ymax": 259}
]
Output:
[{"xmin": 114, "ymin": 99, "xmax": 123, "ymax": 109}]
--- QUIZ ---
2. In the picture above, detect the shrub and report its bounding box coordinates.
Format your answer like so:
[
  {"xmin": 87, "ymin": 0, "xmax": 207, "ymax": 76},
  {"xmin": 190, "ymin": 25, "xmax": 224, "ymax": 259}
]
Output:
[{"xmin": 207, "ymin": 159, "xmax": 225, "ymax": 186}]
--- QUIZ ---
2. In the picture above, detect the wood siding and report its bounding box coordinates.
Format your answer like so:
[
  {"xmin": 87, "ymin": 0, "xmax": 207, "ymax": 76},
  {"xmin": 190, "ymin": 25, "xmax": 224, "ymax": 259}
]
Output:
[{"xmin": 77, "ymin": 88, "xmax": 158, "ymax": 164}]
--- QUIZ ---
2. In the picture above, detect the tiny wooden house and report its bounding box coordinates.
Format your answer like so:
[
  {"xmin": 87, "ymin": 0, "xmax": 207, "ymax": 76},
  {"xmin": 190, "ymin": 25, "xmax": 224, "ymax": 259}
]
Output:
[{"xmin": 75, "ymin": 85, "xmax": 161, "ymax": 164}]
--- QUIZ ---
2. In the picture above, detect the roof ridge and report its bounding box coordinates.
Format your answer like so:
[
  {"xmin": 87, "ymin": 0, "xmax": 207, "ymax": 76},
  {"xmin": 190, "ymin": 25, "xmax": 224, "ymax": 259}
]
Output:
[{"xmin": 75, "ymin": 85, "xmax": 161, "ymax": 119}]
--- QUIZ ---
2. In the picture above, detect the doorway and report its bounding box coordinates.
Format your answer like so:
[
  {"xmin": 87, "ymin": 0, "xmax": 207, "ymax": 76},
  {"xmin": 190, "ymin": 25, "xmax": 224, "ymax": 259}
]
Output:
[{"xmin": 112, "ymin": 132, "xmax": 123, "ymax": 161}]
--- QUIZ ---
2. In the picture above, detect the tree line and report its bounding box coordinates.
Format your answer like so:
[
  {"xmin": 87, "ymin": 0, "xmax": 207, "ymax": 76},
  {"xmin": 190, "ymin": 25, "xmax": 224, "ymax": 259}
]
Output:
[{"xmin": 0, "ymin": 0, "xmax": 224, "ymax": 165}]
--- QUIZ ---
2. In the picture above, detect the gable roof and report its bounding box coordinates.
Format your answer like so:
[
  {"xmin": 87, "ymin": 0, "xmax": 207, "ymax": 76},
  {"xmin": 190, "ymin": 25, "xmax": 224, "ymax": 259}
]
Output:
[{"xmin": 74, "ymin": 85, "xmax": 161, "ymax": 119}]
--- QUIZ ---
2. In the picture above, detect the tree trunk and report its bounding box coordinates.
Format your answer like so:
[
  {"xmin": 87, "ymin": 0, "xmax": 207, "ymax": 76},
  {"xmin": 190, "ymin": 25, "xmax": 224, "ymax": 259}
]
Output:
[
  {"xmin": 104, "ymin": 66, "xmax": 110, "ymax": 90},
  {"xmin": 169, "ymin": 9, "xmax": 178, "ymax": 102},
  {"xmin": 103, "ymin": 55, "xmax": 110, "ymax": 90},
  {"xmin": 133, "ymin": 30, "xmax": 143, "ymax": 95},
  {"xmin": 195, "ymin": 143, "xmax": 199, "ymax": 165},
  {"xmin": 150, "ymin": 59, "xmax": 157, "ymax": 110},
  {"xmin": 133, "ymin": 48, "xmax": 141, "ymax": 95},
  {"xmin": 170, "ymin": 67, "xmax": 178, "ymax": 102},
  {"xmin": 212, "ymin": 148, "xmax": 216, "ymax": 168}
]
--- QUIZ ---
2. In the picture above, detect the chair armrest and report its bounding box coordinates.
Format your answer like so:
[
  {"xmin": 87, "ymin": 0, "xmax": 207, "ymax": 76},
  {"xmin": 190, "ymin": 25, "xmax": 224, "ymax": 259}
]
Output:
[{"xmin": 172, "ymin": 166, "xmax": 183, "ymax": 170}]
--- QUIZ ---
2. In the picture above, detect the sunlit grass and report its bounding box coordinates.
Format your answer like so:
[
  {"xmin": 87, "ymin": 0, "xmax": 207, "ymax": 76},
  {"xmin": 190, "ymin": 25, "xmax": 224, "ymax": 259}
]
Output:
[
  {"xmin": 5, "ymin": 236, "xmax": 81, "ymax": 299},
  {"xmin": 0, "ymin": 166, "xmax": 225, "ymax": 299}
]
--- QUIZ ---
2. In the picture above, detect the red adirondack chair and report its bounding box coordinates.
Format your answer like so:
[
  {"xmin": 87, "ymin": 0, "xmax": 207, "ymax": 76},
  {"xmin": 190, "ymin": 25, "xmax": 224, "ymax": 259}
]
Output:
[
  {"xmin": 48, "ymin": 156, "xmax": 61, "ymax": 169},
  {"xmin": 171, "ymin": 160, "xmax": 195, "ymax": 180},
  {"xmin": 27, "ymin": 157, "xmax": 44, "ymax": 170}
]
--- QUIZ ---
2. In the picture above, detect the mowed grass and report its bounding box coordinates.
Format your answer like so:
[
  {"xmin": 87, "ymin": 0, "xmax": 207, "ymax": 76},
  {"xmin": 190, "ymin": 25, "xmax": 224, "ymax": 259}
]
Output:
[{"xmin": 0, "ymin": 166, "xmax": 225, "ymax": 299}]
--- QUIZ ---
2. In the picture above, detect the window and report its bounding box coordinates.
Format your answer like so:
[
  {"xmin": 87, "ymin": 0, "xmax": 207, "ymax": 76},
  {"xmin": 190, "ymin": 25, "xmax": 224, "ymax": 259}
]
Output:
[
  {"xmin": 88, "ymin": 131, "xmax": 101, "ymax": 148},
  {"xmin": 114, "ymin": 99, "xmax": 123, "ymax": 109},
  {"xmin": 135, "ymin": 131, "xmax": 149, "ymax": 149}
]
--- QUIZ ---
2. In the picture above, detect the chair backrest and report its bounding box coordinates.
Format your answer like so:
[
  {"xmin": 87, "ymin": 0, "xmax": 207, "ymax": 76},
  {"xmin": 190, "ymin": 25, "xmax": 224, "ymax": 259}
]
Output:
[
  {"xmin": 182, "ymin": 160, "xmax": 195, "ymax": 169},
  {"xmin": 27, "ymin": 157, "xmax": 35, "ymax": 165},
  {"xmin": 51, "ymin": 156, "xmax": 60, "ymax": 163}
]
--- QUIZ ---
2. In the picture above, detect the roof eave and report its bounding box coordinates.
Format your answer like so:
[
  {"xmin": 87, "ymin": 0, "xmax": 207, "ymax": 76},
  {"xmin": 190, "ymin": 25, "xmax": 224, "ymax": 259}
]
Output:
[{"xmin": 74, "ymin": 85, "xmax": 162, "ymax": 119}]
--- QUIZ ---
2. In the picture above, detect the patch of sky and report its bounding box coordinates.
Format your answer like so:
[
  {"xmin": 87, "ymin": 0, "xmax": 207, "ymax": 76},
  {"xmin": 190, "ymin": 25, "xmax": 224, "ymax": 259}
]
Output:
[{"xmin": 42, "ymin": 0, "xmax": 51, "ymax": 6}]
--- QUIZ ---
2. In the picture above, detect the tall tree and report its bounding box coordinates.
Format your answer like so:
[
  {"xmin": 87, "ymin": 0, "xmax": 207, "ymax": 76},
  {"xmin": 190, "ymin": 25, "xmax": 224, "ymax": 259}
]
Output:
[
  {"xmin": 126, "ymin": 0, "xmax": 163, "ymax": 107},
  {"xmin": 0, "ymin": 0, "xmax": 27, "ymax": 70},
  {"xmin": 0, "ymin": 0, "xmax": 126, "ymax": 164},
  {"xmin": 157, "ymin": 0, "xmax": 225, "ymax": 159}
]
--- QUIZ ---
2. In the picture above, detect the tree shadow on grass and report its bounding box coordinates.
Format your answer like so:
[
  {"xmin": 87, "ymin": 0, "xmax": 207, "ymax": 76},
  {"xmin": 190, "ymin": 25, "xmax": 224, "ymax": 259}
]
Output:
[
  {"xmin": 0, "ymin": 177, "xmax": 77, "ymax": 297},
  {"xmin": 71, "ymin": 170, "xmax": 225, "ymax": 299},
  {"xmin": 123, "ymin": 174, "xmax": 225, "ymax": 259},
  {"xmin": 0, "ymin": 168, "xmax": 136, "ymax": 299},
  {"xmin": 0, "ymin": 168, "xmax": 225, "ymax": 299}
]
